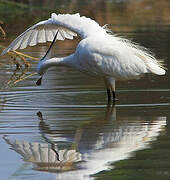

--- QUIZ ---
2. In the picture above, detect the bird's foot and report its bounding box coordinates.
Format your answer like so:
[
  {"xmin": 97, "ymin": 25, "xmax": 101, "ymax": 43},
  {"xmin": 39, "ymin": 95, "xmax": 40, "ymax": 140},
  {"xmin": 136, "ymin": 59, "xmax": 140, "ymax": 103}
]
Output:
[{"xmin": 107, "ymin": 98, "xmax": 118, "ymax": 107}]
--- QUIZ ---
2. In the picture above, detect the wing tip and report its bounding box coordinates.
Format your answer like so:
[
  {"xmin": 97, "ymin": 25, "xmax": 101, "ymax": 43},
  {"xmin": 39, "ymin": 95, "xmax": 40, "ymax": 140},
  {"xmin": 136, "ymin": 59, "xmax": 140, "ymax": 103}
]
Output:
[{"xmin": 1, "ymin": 48, "xmax": 9, "ymax": 56}]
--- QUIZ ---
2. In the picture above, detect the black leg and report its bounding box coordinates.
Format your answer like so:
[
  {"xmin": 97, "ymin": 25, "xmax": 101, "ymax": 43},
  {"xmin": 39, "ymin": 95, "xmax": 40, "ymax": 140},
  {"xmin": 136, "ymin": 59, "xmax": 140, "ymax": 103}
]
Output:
[
  {"xmin": 112, "ymin": 90, "xmax": 116, "ymax": 100},
  {"xmin": 107, "ymin": 88, "xmax": 111, "ymax": 103},
  {"xmin": 112, "ymin": 91, "xmax": 118, "ymax": 106}
]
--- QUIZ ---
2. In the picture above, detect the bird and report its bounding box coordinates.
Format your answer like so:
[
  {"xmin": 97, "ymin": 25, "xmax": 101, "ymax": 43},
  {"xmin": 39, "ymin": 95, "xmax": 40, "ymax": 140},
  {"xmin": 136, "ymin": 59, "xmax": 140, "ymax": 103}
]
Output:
[{"xmin": 1, "ymin": 13, "xmax": 166, "ymax": 103}]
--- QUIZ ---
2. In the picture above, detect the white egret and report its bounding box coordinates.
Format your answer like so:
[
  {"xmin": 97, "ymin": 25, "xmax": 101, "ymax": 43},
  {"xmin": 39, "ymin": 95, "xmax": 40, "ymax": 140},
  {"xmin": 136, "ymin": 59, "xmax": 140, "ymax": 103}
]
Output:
[{"xmin": 1, "ymin": 13, "xmax": 166, "ymax": 102}]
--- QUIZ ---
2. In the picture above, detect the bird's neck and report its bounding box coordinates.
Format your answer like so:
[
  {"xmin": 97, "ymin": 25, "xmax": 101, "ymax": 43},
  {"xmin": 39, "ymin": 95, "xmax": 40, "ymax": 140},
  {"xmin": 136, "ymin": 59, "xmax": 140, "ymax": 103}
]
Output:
[{"xmin": 37, "ymin": 54, "xmax": 76, "ymax": 75}]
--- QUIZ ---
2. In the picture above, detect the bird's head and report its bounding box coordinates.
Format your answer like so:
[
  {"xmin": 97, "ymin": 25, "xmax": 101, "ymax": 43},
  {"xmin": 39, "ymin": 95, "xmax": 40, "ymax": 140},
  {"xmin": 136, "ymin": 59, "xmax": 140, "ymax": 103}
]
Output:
[
  {"xmin": 36, "ymin": 56, "xmax": 49, "ymax": 86},
  {"xmin": 37, "ymin": 57, "xmax": 48, "ymax": 76}
]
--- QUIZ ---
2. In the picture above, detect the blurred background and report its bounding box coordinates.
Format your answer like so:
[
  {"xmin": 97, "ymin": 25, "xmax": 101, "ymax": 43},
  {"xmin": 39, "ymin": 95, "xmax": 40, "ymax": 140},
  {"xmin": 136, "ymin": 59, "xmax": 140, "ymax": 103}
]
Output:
[{"xmin": 1, "ymin": 0, "xmax": 170, "ymax": 36}]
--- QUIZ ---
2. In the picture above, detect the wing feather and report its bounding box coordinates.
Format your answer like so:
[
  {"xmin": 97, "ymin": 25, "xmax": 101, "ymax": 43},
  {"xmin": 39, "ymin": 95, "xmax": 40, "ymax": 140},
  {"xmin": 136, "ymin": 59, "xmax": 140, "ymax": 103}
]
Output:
[
  {"xmin": 2, "ymin": 13, "xmax": 105, "ymax": 55},
  {"xmin": 20, "ymin": 30, "xmax": 32, "ymax": 49},
  {"xmin": 65, "ymin": 30, "xmax": 74, "ymax": 39},
  {"xmin": 57, "ymin": 30, "xmax": 64, "ymax": 40},
  {"xmin": 59, "ymin": 29, "xmax": 66, "ymax": 40},
  {"xmin": 37, "ymin": 29, "xmax": 46, "ymax": 43},
  {"xmin": 29, "ymin": 30, "xmax": 38, "ymax": 46},
  {"xmin": 27, "ymin": 30, "xmax": 34, "ymax": 46},
  {"xmin": 11, "ymin": 37, "xmax": 23, "ymax": 51},
  {"xmin": 45, "ymin": 29, "xmax": 54, "ymax": 42}
]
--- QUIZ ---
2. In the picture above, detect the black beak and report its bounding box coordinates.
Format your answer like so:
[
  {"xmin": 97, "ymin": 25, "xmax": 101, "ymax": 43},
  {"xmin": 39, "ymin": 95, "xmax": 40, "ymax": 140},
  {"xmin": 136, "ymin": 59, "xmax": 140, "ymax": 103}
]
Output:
[
  {"xmin": 36, "ymin": 77, "xmax": 42, "ymax": 86},
  {"xmin": 36, "ymin": 30, "xmax": 59, "ymax": 86},
  {"xmin": 40, "ymin": 30, "xmax": 59, "ymax": 61}
]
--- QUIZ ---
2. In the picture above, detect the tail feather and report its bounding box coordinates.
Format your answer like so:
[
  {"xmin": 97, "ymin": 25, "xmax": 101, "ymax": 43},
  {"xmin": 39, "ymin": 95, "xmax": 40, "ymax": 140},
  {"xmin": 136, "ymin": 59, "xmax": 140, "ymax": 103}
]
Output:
[
  {"xmin": 146, "ymin": 61, "xmax": 166, "ymax": 75},
  {"xmin": 135, "ymin": 53, "xmax": 166, "ymax": 75},
  {"xmin": 112, "ymin": 35, "xmax": 166, "ymax": 76}
]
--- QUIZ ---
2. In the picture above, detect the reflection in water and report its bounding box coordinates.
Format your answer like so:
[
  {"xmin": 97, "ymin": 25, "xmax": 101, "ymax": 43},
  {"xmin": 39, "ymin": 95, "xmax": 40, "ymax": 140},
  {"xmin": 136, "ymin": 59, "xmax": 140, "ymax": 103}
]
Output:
[
  {"xmin": 3, "ymin": 107, "xmax": 166, "ymax": 180},
  {"xmin": 3, "ymin": 136, "xmax": 81, "ymax": 172}
]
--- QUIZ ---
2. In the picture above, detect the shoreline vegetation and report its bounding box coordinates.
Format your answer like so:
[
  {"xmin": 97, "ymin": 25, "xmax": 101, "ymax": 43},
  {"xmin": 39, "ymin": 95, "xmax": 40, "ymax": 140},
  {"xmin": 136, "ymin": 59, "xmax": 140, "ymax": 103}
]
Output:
[{"xmin": 0, "ymin": 0, "xmax": 28, "ymax": 8}]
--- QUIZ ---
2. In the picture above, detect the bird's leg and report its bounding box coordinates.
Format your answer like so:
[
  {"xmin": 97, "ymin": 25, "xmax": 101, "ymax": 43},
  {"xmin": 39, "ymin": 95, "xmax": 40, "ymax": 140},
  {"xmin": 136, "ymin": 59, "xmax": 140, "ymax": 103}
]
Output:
[
  {"xmin": 111, "ymin": 80, "xmax": 117, "ymax": 102},
  {"xmin": 112, "ymin": 91, "xmax": 116, "ymax": 100},
  {"xmin": 107, "ymin": 88, "xmax": 111, "ymax": 103},
  {"xmin": 104, "ymin": 77, "xmax": 117, "ymax": 104},
  {"xmin": 112, "ymin": 90, "xmax": 116, "ymax": 105}
]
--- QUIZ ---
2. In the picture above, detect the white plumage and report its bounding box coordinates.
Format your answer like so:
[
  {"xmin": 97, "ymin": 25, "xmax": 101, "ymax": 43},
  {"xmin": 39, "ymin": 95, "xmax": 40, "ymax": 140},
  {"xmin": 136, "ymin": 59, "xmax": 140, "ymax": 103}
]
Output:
[{"xmin": 1, "ymin": 13, "xmax": 166, "ymax": 102}]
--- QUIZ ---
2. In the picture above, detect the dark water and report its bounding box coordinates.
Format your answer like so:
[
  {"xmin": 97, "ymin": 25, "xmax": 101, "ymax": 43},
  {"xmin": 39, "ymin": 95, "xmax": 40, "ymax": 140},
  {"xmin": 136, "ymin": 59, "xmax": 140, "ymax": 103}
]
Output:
[{"xmin": 0, "ymin": 1, "xmax": 170, "ymax": 180}]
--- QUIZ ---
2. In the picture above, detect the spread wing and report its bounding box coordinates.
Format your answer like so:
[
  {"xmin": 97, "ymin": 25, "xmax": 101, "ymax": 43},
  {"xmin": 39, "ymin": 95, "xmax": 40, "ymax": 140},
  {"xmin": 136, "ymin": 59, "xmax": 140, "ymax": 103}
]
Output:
[{"xmin": 1, "ymin": 13, "xmax": 105, "ymax": 55}]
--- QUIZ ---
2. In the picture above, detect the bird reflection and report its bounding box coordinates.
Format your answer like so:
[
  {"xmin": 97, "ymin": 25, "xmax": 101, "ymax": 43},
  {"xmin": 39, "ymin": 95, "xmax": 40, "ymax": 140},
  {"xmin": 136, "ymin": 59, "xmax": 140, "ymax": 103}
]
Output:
[
  {"xmin": 3, "ymin": 106, "xmax": 166, "ymax": 179},
  {"xmin": 3, "ymin": 135, "xmax": 81, "ymax": 172}
]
